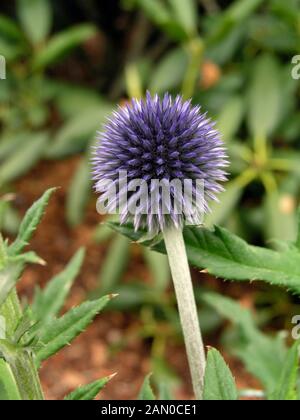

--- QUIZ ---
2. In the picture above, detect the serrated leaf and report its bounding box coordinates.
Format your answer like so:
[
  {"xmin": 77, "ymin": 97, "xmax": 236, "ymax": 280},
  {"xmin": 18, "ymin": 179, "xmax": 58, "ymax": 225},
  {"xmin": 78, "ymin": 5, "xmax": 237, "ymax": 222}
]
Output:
[
  {"xmin": 270, "ymin": 342, "xmax": 299, "ymax": 401},
  {"xmin": 109, "ymin": 223, "xmax": 300, "ymax": 295},
  {"xmin": 0, "ymin": 263, "xmax": 24, "ymax": 307},
  {"xmin": 138, "ymin": 374, "xmax": 156, "ymax": 400},
  {"xmin": 31, "ymin": 248, "xmax": 85, "ymax": 324},
  {"xmin": 64, "ymin": 375, "xmax": 113, "ymax": 401},
  {"xmin": 203, "ymin": 348, "xmax": 238, "ymax": 401},
  {"xmin": 36, "ymin": 295, "xmax": 112, "ymax": 363},
  {"xmin": 0, "ymin": 359, "xmax": 21, "ymax": 401},
  {"xmin": 32, "ymin": 24, "xmax": 97, "ymax": 70},
  {"xmin": 17, "ymin": 0, "xmax": 52, "ymax": 45},
  {"xmin": 9, "ymin": 188, "xmax": 56, "ymax": 256},
  {"xmin": 10, "ymin": 251, "xmax": 45, "ymax": 266}
]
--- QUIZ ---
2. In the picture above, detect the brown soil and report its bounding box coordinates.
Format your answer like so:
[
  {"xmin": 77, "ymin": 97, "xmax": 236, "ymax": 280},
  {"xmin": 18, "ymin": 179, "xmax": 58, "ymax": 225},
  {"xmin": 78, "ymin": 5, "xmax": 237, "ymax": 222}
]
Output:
[{"xmin": 12, "ymin": 158, "xmax": 260, "ymax": 400}]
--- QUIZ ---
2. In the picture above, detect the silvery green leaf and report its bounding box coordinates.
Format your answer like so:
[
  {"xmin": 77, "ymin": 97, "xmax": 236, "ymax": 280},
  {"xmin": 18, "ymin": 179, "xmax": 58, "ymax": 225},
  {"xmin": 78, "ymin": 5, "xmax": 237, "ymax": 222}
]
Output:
[{"xmin": 203, "ymin": 348, "xmax": 238, "ymax": 401}]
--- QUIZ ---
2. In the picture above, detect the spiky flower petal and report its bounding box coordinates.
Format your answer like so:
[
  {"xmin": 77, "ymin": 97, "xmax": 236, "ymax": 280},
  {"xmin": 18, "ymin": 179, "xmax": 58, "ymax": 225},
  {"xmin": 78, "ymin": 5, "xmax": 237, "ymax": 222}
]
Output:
[{"xmin": 92, "ymin": 93, "xmax": 228, "ymax": 234}]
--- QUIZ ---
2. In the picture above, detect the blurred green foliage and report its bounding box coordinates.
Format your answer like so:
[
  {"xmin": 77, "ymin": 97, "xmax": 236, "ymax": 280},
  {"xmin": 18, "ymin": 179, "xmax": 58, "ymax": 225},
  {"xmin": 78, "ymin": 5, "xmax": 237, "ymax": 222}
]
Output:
[
  {"xmin": 0, "ymin": 0, "xmax": 300, "ymax": 397},
  {"xmin": 0, "ymin": 0, "xmax": 299, "ymax": 242}
]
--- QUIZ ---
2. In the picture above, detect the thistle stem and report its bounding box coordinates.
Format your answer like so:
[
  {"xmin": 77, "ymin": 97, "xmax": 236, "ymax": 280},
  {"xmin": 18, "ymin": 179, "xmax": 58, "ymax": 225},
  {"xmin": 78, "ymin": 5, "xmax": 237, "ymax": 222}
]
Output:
[
  {"xmin": 163, "ymin": 226, "xmax": 206, "ymax": 400},
  {"xmin": 0, "ymin": 289, "xmax": 44, "ymax": 400}
]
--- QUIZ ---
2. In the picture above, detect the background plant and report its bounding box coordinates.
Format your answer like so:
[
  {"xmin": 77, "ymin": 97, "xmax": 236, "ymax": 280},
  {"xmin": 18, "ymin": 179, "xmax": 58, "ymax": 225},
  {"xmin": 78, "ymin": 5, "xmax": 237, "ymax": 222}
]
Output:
[
  {"xmin": 0, "ymin": 189, "xmax": 115, "ymax": 400},
  {"xmin": 0, "ymin": 0, "xmax": 299, "ymax": 400}
]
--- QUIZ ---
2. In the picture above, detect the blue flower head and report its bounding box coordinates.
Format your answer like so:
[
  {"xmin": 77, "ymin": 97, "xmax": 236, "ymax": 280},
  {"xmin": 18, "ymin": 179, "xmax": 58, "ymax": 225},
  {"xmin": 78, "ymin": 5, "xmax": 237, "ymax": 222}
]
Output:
[{"xmin": 92, "ymin": 93, "xmax": 228, "ymax": 234}]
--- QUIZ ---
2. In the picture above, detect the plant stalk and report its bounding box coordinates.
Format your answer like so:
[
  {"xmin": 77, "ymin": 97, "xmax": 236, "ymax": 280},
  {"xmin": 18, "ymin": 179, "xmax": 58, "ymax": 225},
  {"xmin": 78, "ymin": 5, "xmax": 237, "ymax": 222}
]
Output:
[
  {"xmin": 163, "ymin": 226, "xmax": 206, "ymax": 400},
  {"xmin": 0, "ymin": 289, "xmax": 44, "ymax": 400},
  {"xmin": 182, "ymin": 38, "xmax": 204, "ymax": 100}
]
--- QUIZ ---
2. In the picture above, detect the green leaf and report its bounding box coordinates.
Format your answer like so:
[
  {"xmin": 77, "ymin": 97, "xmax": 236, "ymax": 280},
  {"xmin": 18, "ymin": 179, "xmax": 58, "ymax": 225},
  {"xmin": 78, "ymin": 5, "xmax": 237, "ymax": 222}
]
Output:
[
  {"xmin": 0, "ymin": 38, "xmax": 24, "ymax": 61},
  {"xmin": 96, "ymin": 235, "xmax": 130, "ymax": 294},
  {"xmin": 54, "ymin": 85, "xmax": 107, "ymax": 119},
  {"xmin": 32, "ymin": 24, "xmax": 97, "ymax": 70},
  {"xmin": 168, "ymin": 0, "xmax": 197, "ymax": 36},
  {"xmin": 109, "ymin": 223, "xmax": 300, "ymax": 295},
  {"xmin": 36, "ymin": 295, "xmax": 113, "ymax": 363},
  {"xmin": 270, "ymin": 342, "xmax": 299, "ymax": 401},
  {"xmin": 93, "ymin": 216, "xmax": 118, "ymax": 244},
  {"xmin": 0, "ymin": 263, "xmax": 24, "ymax": 307},
  {"xmin": 0, "ymin": 315, "xmax": 5, "ymax": 339},
  {"xmin": 203, "ymin": 348, "xmax": 238, "ymax": 401},
  {"xmin": 247, "ymin": 54, "xmax": 281, "ymax": 138},
  {"xmin": 0, "ymin": 203, "xmax": 20, "ymax": 237},
  {"xmin": 0, "ymin": 359, "xmax": 21, "ymax": 401},
  {"xmin": 263, "ymin": 191, "xmax": 297, "ymax": 244},
  {"xmin": 201, "ymin": 292, "xmax": 256, "ymax": 334},
  {"xmin": 158, "ymin": 383, "xmax": 174, "ymax": 400},
  {"xmin": 143, "ymin": 248, "xmax": 170, "ymax": 292},
  {"xmin": 217, "ymin": 95, "xmax": 244, "ymax": 142},
  {"xmin": 17, "ymin": 0, "xmax": 52, "ymax": 45},
  {"xmin": 136, "ymin": 0, "xmax": 187, "ymax": 41},
  {"xmin": 46, "ymin": 106, "xmax": 112, "ymax": 159},
  {"xmin": 0, "ymin": 234, "xmax": 7, "ymax": 269},
  {"xmin": 66, "ymin": 157, "xmax": 92, "ymax": 227},
  {"xmin": 149, "ymin": 48, "xmax": 188, "ymax": 94},
  {"xmin": 31, "ymin": 248, "xmax": 85, "ymax": 324},
  {"xmin": 64, "ymin": 375, "xmax": 113, "ymax": 401},
  {"xmin": 297, "ymin": 208, "xmax": 300, "ymax": 251},
  {"xmin": 205, "ymin": 181, "xmax": 244, "ymax": 228},
  {"xmin": 202, "ymin": 292, "xmax": 288, "ymax": 397},
  {"xmin": 228, "ymin": 0, "xmax": 264, "ymax": 21},
  {"xmin": 0, "ymin": 14, "xmax": 24, "ymax": 41},
  {"xmin": 138, "ymin": 374, "xmax": 156, "ymax": 400},
  {"xmin": 9, "ymin": 188, "xmax": 56, "ymax": 256},
  {"xmin": 207, "ymin": 0, "xmax": 264, "ymax": 46},
  {"xmin": 0, "ymin": 133, "xmax": 31, "ymax": 161},
  {"xmin": 105, "ymin": 283, "xmax": 151, "ymax": 311},
  {"xmin": 0, "ymin": 133, "xmax": 49, "ymax": 187}
]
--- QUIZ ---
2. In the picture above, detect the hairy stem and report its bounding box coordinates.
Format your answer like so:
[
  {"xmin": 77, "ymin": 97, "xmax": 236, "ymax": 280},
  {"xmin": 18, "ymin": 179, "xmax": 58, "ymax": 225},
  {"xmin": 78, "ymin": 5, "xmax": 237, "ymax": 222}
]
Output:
[
  {"xmin": 0, "ymin": 290, "xmax": 44, "ymax": 400},
  {"xmin": 163, "ymin": 227, "xmax": 206, "ymax": 400}
]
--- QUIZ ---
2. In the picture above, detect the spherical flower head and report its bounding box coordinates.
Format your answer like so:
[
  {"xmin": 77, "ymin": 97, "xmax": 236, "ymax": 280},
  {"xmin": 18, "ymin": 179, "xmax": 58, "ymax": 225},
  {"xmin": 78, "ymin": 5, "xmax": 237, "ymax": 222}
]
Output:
[{"xmin": 92, "ymin": 93, "xmax": 228, "ymax": 234}]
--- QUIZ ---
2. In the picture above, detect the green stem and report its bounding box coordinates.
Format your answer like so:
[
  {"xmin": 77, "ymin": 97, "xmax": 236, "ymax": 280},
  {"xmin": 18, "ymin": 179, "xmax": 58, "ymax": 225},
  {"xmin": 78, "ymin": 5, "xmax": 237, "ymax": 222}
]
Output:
[
  {"xmin": 182, "ymin": 38, "xmax": 204, "ymax": 100},
  {"xmin": 163, "ymin": 226, "xmax": 206, "ymax": 400},
  {"xmin": 0, "ymin": 290, "xmax": 44, "ymax": 400}
]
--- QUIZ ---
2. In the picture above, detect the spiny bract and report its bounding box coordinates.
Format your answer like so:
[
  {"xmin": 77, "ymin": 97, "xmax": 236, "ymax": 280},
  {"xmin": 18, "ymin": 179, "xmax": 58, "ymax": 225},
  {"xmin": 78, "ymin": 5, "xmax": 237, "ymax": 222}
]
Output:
[{"xmin": 92, "ymin": 92, "xmax": 228, "ymax": 234}]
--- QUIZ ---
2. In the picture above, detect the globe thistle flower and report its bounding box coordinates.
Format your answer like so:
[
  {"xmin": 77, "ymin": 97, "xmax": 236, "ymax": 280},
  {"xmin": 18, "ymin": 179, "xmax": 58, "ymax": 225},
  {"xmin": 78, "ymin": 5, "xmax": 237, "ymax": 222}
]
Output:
[
  {"xmin": 92, "ymin": 93, "xmax": 227, "ymax": 234},
  {"xmin": 92, "ymin": 93, "xmax": 228, "ymax": 400}
]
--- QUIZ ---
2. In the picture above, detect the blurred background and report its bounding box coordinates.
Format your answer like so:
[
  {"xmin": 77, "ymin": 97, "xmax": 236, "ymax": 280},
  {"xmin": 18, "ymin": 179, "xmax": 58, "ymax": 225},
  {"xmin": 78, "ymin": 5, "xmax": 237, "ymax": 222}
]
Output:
[{"xmin": 0, "ymin": 0, "xmax": 299, "ymax": 399}]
